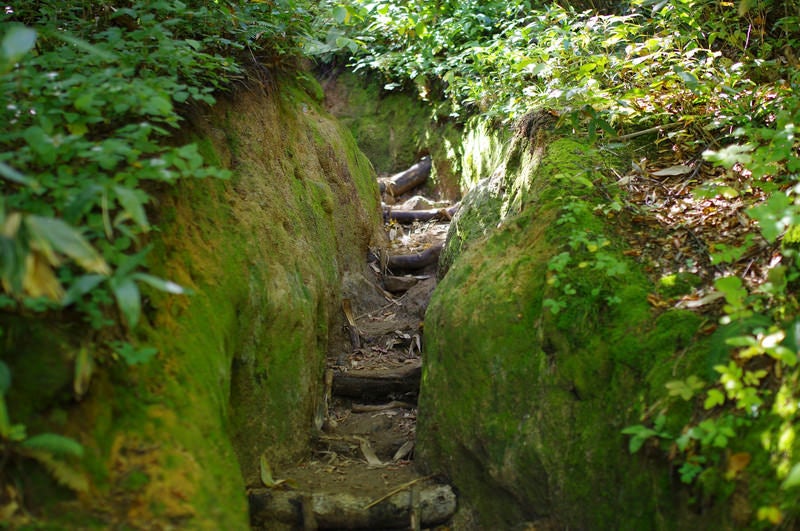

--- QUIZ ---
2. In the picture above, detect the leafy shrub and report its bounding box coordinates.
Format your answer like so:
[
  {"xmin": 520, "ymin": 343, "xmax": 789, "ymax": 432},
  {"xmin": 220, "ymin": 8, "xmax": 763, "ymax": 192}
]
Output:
[
  {"xmin": 0, "ymin": 0, "xmax": 317, "ymax": 499},
  {"xmin": 321, "ymin": 0, "xmax": 800, "ymax": 524}
]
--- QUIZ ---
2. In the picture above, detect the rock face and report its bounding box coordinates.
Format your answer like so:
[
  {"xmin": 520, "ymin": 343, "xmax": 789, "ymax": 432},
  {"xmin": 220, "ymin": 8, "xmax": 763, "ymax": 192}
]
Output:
[
  {"xmin": 416, "ymin": 131, "xmax": 725, "ymax": 528},
  {"xmin": 1, "ymin": 77, "xmax": 382, "ymax": 527}
]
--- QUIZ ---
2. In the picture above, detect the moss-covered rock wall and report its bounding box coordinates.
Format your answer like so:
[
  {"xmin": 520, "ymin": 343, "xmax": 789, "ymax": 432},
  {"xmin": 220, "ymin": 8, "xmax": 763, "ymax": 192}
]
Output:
[
  {"xmin": 416, "ymin": 130, "xmax": 728, "ymax": 528},
  {"xmin": 320, "ymin": 71, "xmax": 464, "ymax": 200},
  {"xmin": 1, "ymin": 76, "xmax": 382, "ymax": 528}
]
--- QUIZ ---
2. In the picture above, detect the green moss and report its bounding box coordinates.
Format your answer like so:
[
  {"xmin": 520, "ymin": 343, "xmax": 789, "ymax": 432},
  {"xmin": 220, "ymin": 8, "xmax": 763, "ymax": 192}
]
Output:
[
  {"xmin": 658, "ymin": 272, "xmax": 703, "ymax": 298},
  {"xmin": 1, "ymin": 75, "xmax": 381, "ymax": 528},
  {"xmin": 417, "ymin": 129, "xmax": 722, "ymax": 529},
  {"xmin": 121, "ymin": 470, "xmax": 150, "ymax": 492}
]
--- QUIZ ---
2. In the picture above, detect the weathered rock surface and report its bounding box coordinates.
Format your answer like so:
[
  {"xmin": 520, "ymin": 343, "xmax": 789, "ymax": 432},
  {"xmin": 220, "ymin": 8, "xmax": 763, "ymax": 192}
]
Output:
[
  {"xmin": 250, "ymin": 474, "xmax": 456, "ymax": 530},
  {"xmin": 417, "ymin": 132, "xmax": 725, "ymax": 528}
]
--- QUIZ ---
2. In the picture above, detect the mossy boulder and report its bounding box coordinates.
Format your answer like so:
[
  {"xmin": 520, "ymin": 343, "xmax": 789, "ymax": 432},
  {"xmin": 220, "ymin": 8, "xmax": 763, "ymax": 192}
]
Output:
[
  {"xmin": 417, "ymin": 133, "xmax": 727, "ymax": 528},
  {"xmin": 1, "ymin": 76, "xmax": 382, "ymax": 528}
]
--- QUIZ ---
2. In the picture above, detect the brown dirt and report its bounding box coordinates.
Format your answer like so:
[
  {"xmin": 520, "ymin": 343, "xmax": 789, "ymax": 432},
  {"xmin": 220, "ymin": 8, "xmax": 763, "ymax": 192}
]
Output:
[{"xmin": 251, "ymin": 165, "xmax": 455, "ymax": 529}]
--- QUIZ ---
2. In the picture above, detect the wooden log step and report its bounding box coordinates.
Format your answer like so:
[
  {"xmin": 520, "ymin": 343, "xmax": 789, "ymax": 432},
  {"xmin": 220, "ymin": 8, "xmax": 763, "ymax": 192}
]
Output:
[
  {"xmin": 386, "ymin": 243, "xmax": 443, "ymax": 273},
  {"xmin": 383, "ymin": 204, "xmax": 459, "ymax": 224},
  {"xmin": 249, "ymin": 479, "xmax": 456, "ymax": 530},
  {"xmin": 378, "ymin": 157, "xmax": 432, "ymax": 197},
  {"xmin": 332, "ymin": 362, "xmax": 421, "ymax": 402}
]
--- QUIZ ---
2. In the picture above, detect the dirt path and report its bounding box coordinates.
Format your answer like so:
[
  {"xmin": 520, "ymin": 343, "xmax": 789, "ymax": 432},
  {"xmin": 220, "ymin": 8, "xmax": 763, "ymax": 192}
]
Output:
[{"xmin": 249, "ymin": 165, "xmax": 457, "ymax": 530}]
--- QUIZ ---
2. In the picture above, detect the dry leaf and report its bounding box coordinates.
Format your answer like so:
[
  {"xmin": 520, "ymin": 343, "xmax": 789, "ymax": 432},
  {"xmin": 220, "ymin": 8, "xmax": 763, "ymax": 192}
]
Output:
[
  {"xmin": 393, "ymin": 440, "xmax": 414, "ymax": 461},
  {"xmin": 73, "ymin": 346, "xmax": 93, "ymax": 399},
  {"xmin": 259, "ymin": 452, "xmax": 287, "ymax": 488},
  {"xmin": 725, "ymin": 452, "xmax": 751, "ymax": 479},
  {"xmin": 651, "ymin": 165, "xmax": 692, "ymax": 177},
  {"xmin": 675, "ymin": 291, "xmax": 725, "ymax": 309},
  {"xmin": 356, "ymin": 437, "xmax": 383, "ymax": 467},
  {"xmin": 23, "ymin": 252, "xmax": 64, "ymax": 300}
]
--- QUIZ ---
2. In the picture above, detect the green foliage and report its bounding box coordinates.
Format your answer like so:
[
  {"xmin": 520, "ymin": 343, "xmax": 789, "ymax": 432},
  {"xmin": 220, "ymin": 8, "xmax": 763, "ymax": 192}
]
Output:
[
  {"xmin": 109, "ymin": 340, "xmax": 159, "ymax": 366},
  {"xmin": 621, "ymin": 414, "xmax": 671, "ymax": 453},
  {"xmin": 326, "ymin": 0, "xmax": 797, "ymax": 140},
  {"xmin": 0, "ymin": 0, "xmax": 318, "ymax": 502},
  {"xmin": 1, "ymin": 0, "xmax": 316, "ymax": 328},
  {"xmin": 0, "ymin": 359, "xmax": 88, "ymax": 493},
  {"xmin": 625, "ymin": 264, "xmax": 800, "ymax": 521},
  {"xmin": 544, "ymin": 200, "xmax": 628, "ymax": 314}
]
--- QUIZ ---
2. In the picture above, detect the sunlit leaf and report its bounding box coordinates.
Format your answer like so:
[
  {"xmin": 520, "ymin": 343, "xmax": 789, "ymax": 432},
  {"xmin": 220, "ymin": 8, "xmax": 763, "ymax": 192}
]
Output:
[
  {"xmin": 666, "ymin": 376, "xmax": 704, "ymax": 400},
  {"xmin": 133, "ymin": 273, "xmax": 190, "ymax": 295},
  {"xmin": 703, "ymin": 144, "xmax": 754, "ymax": 168},
  {"xmin": 73, "ymin": 346, "xmax": 93, "ymax": 398},
  {"xmin": 781, "ymin": 462, "xmax": 800, "ymax": 489},
  {"xmin": 651, "ymin": 165, "xmax": 692, "ymax": 177},
  {"xmin": 748, "ymin": 193, "xmax": 799, "ymax": 243},
  {"xmin": 111, "ymin": 277, "xmax": 141, "ymax": 328},
  {"xmin": 2, "ymin": 26, "xmax": 36, "ymax": 63},
  {"xmin": 332, "ymin": 5, "xmax": 349, "ymax": 24},
  {"xmin": 757, "ymin": 506, "xmax": 783, "ymax": 525},
  {"xmin": 0, "ymin": 162, "xmax": 38, "ymax": 188},
  {"xmin": 22, "ymin": 252, "xmax": 64, "ymax": 300},
  {"xmin": 113, "ymin": 186, "xmax": 149, "ymax": 231},
  {"xmin": 703, "ymin": 389, "xmax": 725, "ymax": 410},
  {"xmin": 259, "ymin": 452, "xmax": 286, "ymax": 488},
  {"xmin": 25, "ymin": 216, "xmax": 110, "ymax": 275},
  {"xmin": 725, "ymin": 336, "xmax": 757, "ymax": 347},
  {"xmin": 62, "ymin": 274, "xmax": 106, "ymax": 306}
]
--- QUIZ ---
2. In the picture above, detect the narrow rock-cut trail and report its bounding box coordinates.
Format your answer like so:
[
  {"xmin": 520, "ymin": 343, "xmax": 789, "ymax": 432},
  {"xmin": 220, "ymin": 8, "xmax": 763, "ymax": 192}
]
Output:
[{"xmin": 249, "ymin": 160, "xmax": 458, "ymax": 530}]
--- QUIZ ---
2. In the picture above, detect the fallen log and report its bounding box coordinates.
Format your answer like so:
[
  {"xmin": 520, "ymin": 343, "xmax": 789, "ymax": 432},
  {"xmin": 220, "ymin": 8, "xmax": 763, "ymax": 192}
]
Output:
[
  {"xmin": 249, "ymin": 480, "xmax": 456, "ymax": 530},
  {"xmin": 333, "ymin": 363, "xmax": 421, "ymax": 402},
  {"xmin": 378, "ymin": 157, "xmax": 432, "ymax": 196},
  {"xmin": 383, "ymin": 204, "xmax": 459, "ymax": 224},
  {"xmin": 387, "ymin": 243, "xmax": 443, "ymax": 272}
]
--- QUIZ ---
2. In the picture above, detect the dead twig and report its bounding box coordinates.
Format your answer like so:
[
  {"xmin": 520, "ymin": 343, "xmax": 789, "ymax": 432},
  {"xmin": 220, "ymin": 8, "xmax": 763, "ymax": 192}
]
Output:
[
  {"xmin": 607, "ymin": 122, "xmax": 682, "ymax": 142},
  {"xmin": 351, "ymin": 401, "xmax": 415, "ymax": 412}
]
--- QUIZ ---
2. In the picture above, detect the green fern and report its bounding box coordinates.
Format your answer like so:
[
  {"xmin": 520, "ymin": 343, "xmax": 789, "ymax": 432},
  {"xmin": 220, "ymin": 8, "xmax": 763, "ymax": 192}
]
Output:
[{"xmin": 22, "ymin": 449, "xmax": 89, "ymax": 493}]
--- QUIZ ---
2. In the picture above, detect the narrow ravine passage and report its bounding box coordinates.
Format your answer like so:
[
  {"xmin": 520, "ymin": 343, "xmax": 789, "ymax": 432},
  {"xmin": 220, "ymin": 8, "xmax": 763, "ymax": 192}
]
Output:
[{"xmin": 249, "ymin": 160, "xmax": 457, "ymax": 530}]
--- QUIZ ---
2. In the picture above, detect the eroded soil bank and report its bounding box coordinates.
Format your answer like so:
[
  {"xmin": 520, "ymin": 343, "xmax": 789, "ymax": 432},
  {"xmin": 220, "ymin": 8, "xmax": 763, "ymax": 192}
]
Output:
[
  {"xmin": 325, "ymin": 74, "xmax": 764, "ymax": 529},
  {"xmin": 3, "ymin": 67, "xmax": 769, "ymax": 530},
  {"xmin": 2, "ymin": 76, "xmax": 383, "ymax": 528}
]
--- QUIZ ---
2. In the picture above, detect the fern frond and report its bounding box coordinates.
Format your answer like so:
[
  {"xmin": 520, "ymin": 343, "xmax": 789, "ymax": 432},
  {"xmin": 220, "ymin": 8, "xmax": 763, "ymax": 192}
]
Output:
[{"xmin": 23, "ymin": 450, "xmax": 89, "ymax": 493}]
